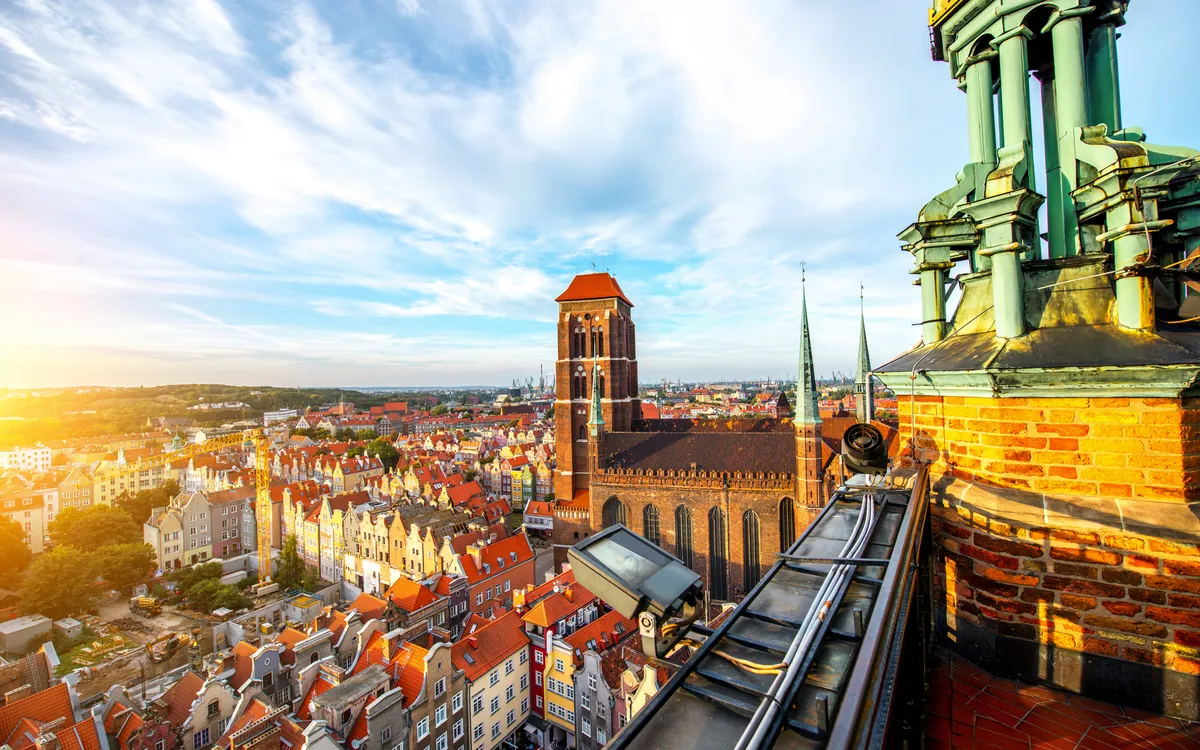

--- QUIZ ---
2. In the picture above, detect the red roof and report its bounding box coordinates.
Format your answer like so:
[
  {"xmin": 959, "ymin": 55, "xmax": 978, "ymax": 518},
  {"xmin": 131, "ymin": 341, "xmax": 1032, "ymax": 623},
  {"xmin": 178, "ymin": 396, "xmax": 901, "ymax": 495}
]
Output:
[
  {"xmin": 2, "ymin": 686, "xmax": 97, "ymax": 750},
  {"xmin": 458, "ymin": 534, "xmax": 535, "ymax": 585},
  {"xmin": 450, "ymin": 610, "xmax": 530, "ymax": 681},
  {"xmin": 384, "ymin": 578, "xmax": 440, "ymax": 613},
  {"xmin": 159, "ymin": 671, "xmax": 204, "ymax": 726},
  {"xmin": 556, "ymin": 272, "xmax": 633, "ymax": 306},
  {"xmin": 564, "ymin": 610, "xmax": 636, "ymax": 657},
  {"xmin": 447, "ymin": 481, "xmax": 485, "ymax": 507},
  {"xmin": 296, "ymin": 675, "xmax": 334, "ymax": 720},
  {"xmin": 227, "ymin": 641, "xmax": 257, "ymax": 688},
  {"xmin": 349, "ymin": 592, "xmax": 389, "ymax": 621},
  {"xmin": 522, "ymin": 581, "xmax": 598, "ymax": 629}
]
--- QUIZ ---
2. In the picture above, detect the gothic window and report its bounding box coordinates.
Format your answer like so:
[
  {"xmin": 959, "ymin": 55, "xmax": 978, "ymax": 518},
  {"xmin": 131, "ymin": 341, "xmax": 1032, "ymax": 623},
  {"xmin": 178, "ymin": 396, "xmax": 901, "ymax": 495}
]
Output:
[
  {"xmin": 599, "ymin": 371, "xmax": 605, "ymax": 398},
  {"xmin": 642, "ymin": 505, "xmax": 660, "ymax": 547},
  {"xmin": 602, "ymin": 497, "xmax": 628, "ymax": 528},
  {"xmin": 708, "ymin": 507, "xmax": 728, "ymax": 601},
  {"xmin": 590, "ymin": 328, "xmax": 597, "ymax": 358},
  {"xmin": 743, "ymin": 509, "xmax": 761, "ymax": 591},
  {"xmin": 578, "ymin": 425, "xmax": 586, "ymax": 441},
  {"xmin": 779, "ymin": 498, "xmax": 797, "ymax": 552},
  {"xmin": 596, "ymin": 327, "xmax": 604, "ymax": 358},
  {"xmin": 675, "ymin": 505, "xmax": 693, "ymax": 569}
]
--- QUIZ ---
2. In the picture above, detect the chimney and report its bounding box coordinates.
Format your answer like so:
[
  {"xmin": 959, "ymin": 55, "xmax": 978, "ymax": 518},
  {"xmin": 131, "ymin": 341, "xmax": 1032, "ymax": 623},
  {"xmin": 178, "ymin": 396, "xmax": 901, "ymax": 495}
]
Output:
[
  {"xmin": 468, "ymin": 637, "xmax": 478, "ymax": 650},
  {"xmin": 467, "ymin": 543, "xmax": 483, "ymax": 568},
  {"xmin": 34, "ymin": 732, "xmax": 59, "ymax": 750},
  {"xmin": 563, "ymin": 587, "xmax": 573, "ymax": 602}
]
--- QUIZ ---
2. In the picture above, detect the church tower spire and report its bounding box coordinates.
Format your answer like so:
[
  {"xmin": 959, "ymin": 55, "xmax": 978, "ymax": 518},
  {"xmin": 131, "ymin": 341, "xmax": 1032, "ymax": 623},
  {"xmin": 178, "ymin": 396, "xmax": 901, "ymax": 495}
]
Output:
[
  {"xmin": 587, "ymin": 362, "xmax": 606, "ymax": 474},
  {"xmin": 855, "ymin": 285, "xmax": 874, "ymax": 424},
  {"xmin": 794, "ymin": 270, "xmax": 824, "ymax": 508}
]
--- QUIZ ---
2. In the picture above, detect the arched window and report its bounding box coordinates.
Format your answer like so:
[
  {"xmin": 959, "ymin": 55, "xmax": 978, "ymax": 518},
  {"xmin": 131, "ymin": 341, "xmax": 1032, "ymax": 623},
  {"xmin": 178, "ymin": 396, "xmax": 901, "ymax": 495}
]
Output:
[
  {"xmin": 599, "ymin": 371, "xmax": 605, "ymax": 398},
  {"xmin": 642, "ymin": 505, "xmax": 660, "ymax": 547},
  {"xmin": 602, "ymin": 497, "xmax": 628, "ymax": 527},
  {"xmin": 743, "ymin": 509, "xmax": 761, "ymax": 591},
  {"xmin": 578, "ymin": 425, "xmax": 586, "ymax": 441},
  {"xmin": 779, "ymin": 497, "xmax": 797, "ymax": 552},
  {"xmin": 574, "ymin": 327, "xmax": 586, "ymax": 359},
  {"xmin": 596, "ymin": 327, "xmax": 604, "ymax": 357},
  {"xmin": 708, "ymin": 507, "xmax": 728, "ymax": 601},
  {"xmin": 675, "ymin": 506, "xmax": 693, "ymax": 569}
]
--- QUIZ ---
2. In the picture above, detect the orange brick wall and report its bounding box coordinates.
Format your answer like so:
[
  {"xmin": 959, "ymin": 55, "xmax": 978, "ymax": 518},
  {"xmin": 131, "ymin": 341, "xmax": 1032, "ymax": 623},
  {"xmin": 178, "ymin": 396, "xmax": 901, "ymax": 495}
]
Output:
[
  {"xmin": 933, "ymin": 504, "xmax": 1200, "ymax": 677},
  {"xmin": 896, "ymin": 395, "xmax": 1200, "ymax": 502}
]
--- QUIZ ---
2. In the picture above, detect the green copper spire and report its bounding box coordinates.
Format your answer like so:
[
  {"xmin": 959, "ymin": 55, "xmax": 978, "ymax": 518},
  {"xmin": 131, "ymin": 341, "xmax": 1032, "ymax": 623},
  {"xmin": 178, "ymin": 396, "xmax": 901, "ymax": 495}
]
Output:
[
  {"xmin": 855, "ymin": 286, "xmax": 874, "ymax": 423},
  {"xmin": 588, "ymin": 362, "xmax": 605, "ymax": 428},
  {"xmin": 794, "ymin": 272, "xmax": 821, "ymax": 426}
]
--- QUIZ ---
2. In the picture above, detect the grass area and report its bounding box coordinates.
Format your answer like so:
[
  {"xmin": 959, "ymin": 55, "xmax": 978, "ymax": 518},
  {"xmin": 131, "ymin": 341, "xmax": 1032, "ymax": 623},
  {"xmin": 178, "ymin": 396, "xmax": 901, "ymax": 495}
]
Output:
[{"xmin": 55, "ymin": 626, "xmax": 138, "ymax": 675}]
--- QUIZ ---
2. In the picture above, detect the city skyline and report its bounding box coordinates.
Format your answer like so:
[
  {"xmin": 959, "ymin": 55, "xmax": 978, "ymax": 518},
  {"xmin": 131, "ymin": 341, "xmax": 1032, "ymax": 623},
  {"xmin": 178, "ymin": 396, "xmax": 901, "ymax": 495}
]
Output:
[{"xmin": 2, "ymin": 0, "xmax": 1199, "ymax": 388}]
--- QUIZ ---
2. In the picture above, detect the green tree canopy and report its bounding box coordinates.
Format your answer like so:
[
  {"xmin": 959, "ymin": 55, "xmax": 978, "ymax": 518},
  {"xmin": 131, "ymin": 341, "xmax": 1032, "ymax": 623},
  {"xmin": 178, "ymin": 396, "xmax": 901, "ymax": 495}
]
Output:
[
  {"xmin": 334, "ymin": 428, "xmax": 355, "ymax": 442},
  {"xmin": 167, "ymin": 561, "xmax": 224, "ymax": 590},
  {"xmin": 276, "ymin": 535, "xmax": 306, "ymax": 590},
  {"xmin": 97, "ymin": 543, "xmax": 157, "ymax": 593},
  {"xmin": 0, "ymin": 516, "xmax": 32, "ymax": 576},
  {"xmin": 49, "ymin": 505, "xmax": 140, "ymax": 551},
  {"xmin": 19, "ymin": 546, "xmax": 98, "ymax": 619},
  {"xmin": 365, "ymin": 438, "xmax": 400, "ymax": 472},
  {"xmin": 431, "ymin": 404, "xmax": 449, "ymax": 416},
  {"xmin": 115, "ymin": 479, "xmax": 180, "ymax": 525},
  {"xmin": 345, "ymin": 446, "xmax": 365, "ymax": 458}
]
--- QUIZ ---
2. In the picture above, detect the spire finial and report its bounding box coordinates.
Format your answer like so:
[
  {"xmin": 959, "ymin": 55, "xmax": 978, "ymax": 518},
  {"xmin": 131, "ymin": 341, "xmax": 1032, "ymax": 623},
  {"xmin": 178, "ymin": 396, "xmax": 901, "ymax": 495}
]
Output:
[{"xmin": 794, "ymin": 269, "xmax": 821, "ymax": 426}]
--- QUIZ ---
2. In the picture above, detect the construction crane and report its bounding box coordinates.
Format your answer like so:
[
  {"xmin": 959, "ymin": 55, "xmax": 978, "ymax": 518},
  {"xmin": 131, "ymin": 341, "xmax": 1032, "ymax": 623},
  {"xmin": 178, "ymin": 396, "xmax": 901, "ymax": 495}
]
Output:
[{"xmin": 82, "ymin": 428, "xmax": 276, "ymax": 585}]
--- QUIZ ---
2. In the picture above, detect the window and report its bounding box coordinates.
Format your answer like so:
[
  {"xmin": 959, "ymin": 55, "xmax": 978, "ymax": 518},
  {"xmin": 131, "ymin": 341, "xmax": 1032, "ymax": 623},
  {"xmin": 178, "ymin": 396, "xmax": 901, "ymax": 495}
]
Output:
[
  {"xmin": 505, "ymin": 659, "xmax": 514, "ymax": 675},
  {"xmin": 521, "ymin": 698, "xmax": 529, "ymax": 714},
  {"xmin": 436, "ymin": 704, "xmax": 447, "ymax": 727},
  {"xmin": 708, "ymin": 506, "xmax": 729, "ymax": 600},
  {"xmin": 582, "ymin": 719, "xmax": 591, "ymax": 738},
  {"xmin": 520, "ymin": 649, "xmax": 528, "ymax": 664},
  {"xmin": 743, "ymin": 509, "xmax": 762, "ymax": 591},
  {"xmin": 535, "ymin": 672, "xmax": 542, "ymax": 686},
  {"xmin": 262, "ymin": 671, "xmax": 274, "ymax": 690},
  {"xmin": 193, "ymin": 728, "xmax": 210, "ymax": 749},
  {"xmin": 453, "ymin": 719, "xmax": 463, "ymax": 741},
  {"xmin": 435, "ymin": 734, "xmax": 447, "ymax": 750},
  {"xmin": 506, "ymin": 709, "xmax": 515, "ymax": 726},
  {"xmin": 490, "ymin": 671, "xmax": 499, "ymax": 687},
  {"xmin": 476, "ymin": 593, "xmax": 483, "ymax": 605},
  {"xmin": 675, "ymin": 505, "xmax": 694, "ymax": 569},
  {"xmin": 452, "ymin": 691, "xmax": 463, "ymax": 713},
  {"xmin": 588, "ymin": 674, "xmax": 598, "ymax": 691},
  {"xmin": 474, "ymin": 724, "xmax": 484, "ymax": 741},
  {"xmin": 207, "ymin": 700, "xmax": 220, "ymax": 718},
  {"xmin": 536, "ymin": 696, "xmax": 542, "ymax": 709},
  {"xmin": 555, "ymin": 658, "xmax": 565, "ymax": 673},
  {"xmin": 520, "ymin": 674, "xmax": 528, "ymax": 690},
  {"xmin": 567, "ymin": 710, "xmax": 575, "ymax": 723},
  {"xmin": 156, "ymin": 742, "xmax": 165, "ymax": 750},
  {"xmin": 486, "ymin": 589, "xmax": 492, "ymax": 601},
  {"xmin": 642, "ymin": 505, "xmax": 661, "ymax": 547},
  {"xmin": 435, "ymin": 677, "xmax": 446, "ymax": 698},
  {"xmin": 596, "ymin": 729, "xmax": 607, "ymax": 743},
  {"xmin": 504, "ymin": 579, "xmax": 511, "ymax": 592},
  {"xmin": 580, "ymin": 693, "xmax": 590, "ymax": 710},
  {"xmin": 381, "ymin": 728, "xmax": 392, "ymax": 743},
  {"xmin": 490, "ymin": 697, "xmax": 500, "ymax": 715},
  {"xmin": 417, "ymin": 718, "xmax": 429, "ymax": 740},
  {"xmin": 534, "ymin": 651, "xmax": 544, "ymax": 664},
  {"xmin": 473, "ymin": 695, "xmax": 484, "ymax": 714},
  {"xmin": 506, "ymin": 685, "xmax": 514, "ymax": 702}
]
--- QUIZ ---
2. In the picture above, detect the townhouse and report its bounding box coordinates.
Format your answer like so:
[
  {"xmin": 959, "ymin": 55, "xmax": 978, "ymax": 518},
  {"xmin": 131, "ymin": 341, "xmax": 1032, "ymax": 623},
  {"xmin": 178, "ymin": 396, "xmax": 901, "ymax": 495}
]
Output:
[
  {"xmin": 514, "ymin": 571, "xmax": 601, "ymax": 723},
  {"xmin": 450, "ymin": 612, "xmax": 531, "ymax": 750},
  {"xmin": 159, "ymin": 670, "xmax": 238, "ymax": 750},
  {"xmin": 542, "ymin": 611, "xmax": 636, "ymax": 749},
  {"xmin": 0, "ymin": 489, "xmax": 45, "ymax": 554},
  {"xmin": 443, "ymin": 534, "xmax": 536, "ymax": 620}
]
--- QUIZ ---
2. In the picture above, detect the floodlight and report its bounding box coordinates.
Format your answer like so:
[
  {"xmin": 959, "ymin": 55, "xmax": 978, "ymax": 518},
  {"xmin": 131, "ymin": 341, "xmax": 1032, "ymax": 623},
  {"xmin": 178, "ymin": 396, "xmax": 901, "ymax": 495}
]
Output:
[
  {"xmin": 842, "ymin": 423, "xmax": 888, "ymax": 475},
  {"xmin": 569, "ymin": 524, "xmax": 703, "ymax": 659}
]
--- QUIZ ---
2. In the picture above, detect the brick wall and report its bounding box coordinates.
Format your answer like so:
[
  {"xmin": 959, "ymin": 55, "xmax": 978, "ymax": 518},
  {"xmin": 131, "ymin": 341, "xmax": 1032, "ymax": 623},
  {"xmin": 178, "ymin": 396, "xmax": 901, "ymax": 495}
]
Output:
[
  {"xmin": 897, "ymin": 395, "xmax": 1200, "ymax": 502},
  {"xmin": 932, "ymin": 501, "xmax": 1200, "ymax": 677}
]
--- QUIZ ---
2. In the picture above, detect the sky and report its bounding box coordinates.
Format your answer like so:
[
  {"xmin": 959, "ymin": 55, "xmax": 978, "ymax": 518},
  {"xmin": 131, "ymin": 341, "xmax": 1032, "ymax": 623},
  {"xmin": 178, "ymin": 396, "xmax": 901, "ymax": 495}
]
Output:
[{"xmin": 1, "ymin": 1, "xmax": 1198, "ymax": 389}]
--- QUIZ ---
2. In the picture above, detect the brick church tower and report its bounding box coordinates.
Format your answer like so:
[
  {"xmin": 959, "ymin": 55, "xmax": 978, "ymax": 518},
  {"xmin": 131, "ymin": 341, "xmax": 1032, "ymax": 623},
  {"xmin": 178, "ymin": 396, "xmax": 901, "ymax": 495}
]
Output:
[
  {"xmin": 794, "ymin": 279, "xmax": 825, "ymax": 509},
  {"xmin": 551, "ymin": 273, "xmax": 640, "ymax": 557}
]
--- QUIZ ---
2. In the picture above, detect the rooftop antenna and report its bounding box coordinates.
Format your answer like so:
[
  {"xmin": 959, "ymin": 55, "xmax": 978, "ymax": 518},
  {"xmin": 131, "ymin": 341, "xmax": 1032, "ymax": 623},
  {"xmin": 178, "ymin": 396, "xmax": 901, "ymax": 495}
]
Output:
[{"xmin": 591, "ymin": 255, "xmax": 597, "ymax": 272}]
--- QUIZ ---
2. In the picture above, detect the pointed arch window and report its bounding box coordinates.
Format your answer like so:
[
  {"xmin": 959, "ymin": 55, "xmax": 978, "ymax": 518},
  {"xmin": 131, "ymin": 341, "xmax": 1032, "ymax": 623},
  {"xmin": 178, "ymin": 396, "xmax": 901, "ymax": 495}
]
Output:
[
  {"xmin": 743, "ymin": 509, "xmax": 761, "ymax": 591},
  {"xmin": 602, "ymin": 497, "xmax": 628, "ymax": 528},
  {"xmin": 708, "ymin": 507, "xmax": 728, "ymax": 601},
  {"xmin": 674, "ymin": 506, "xmax": 693, "ymax": 569},
  {"xmin": 596, "ymin": 327, "xmax": 604, "ymax": 358},
  {"xmin": 642, "ymin": 505, "xmax": 660, "ymax": 547},
  {"xmin": 779, "ymin": 497, "xmax": 797, "ymax": 552},
  {"xmin": 578, "ymin": 425, "xmax": 586, "ymax": 441}
]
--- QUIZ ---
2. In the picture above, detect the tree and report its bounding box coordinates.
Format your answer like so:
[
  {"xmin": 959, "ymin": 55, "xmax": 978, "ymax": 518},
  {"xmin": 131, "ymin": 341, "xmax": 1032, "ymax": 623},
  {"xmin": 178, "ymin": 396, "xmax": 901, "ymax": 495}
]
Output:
[
  {"xmin": 167, "ymin": 561, "xmax": 223, "ymax": 591},
  {"xmin": 431, "ymin": 404, "xmax": 449, "ymax": 416},
  {"xmin": 49, "ymin": 505, "xmax": 140, "ymax": 551},
  {"xmin": 302, "ymin": 566, "xmax": 323, "ymax": 592},
  {"xmin": 334, "ymin": 428, "xmax": 355, "ymax": 442},
  {"xmin": 97, "ymin": 543, "xmax": 157, "ymax": 593},
  {"xmin": 115, "ymin": 480, "xmax": 180, "ymax": 525},
  {"xmin": 0, "ymin": 516, "xmax": 31, "ymax": 576},
  {"xmin": 358, "ymin": 430, "xmax": 378, "ymax": 440},
  {"xmin": 365, "ymin": 438, "xmax": 400, "ymax": 472},
  {"xmin": 276, "ymin": 535, "xmax": 306, "ymax": 590},
  {"xmin": 19, "ymin": 546, "xmax": 98, "ymax": 619},
  {"xmin": 345, "ymin": 446, "xmax": 365, "ymax": 458}
]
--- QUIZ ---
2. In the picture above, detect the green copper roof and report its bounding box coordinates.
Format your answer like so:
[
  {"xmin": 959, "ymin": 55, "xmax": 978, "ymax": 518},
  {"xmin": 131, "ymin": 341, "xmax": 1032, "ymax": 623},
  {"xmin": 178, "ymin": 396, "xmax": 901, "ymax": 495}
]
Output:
[
  {"xmin": 794, "ymin": 282, "xmax": 822, "ymax": 426},
  {"xmin": 588, "ymin": 362, "xmax": 605, "ymax": 427}
]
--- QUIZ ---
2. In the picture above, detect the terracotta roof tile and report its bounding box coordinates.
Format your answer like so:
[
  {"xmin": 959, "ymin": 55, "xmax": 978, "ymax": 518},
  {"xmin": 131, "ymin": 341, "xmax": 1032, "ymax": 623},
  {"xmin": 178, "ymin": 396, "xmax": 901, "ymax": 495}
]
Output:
[
  {"xmin": 457, "ymin": 534, "xmax": 534, "ymax": 585},
  {"xmin": 159, "ymin": 671, "xmax": 204, "ymax": 727},
  {"xmin": 451, "ymin": 611, "xmax": 529, "ymax": 681},
  {"xmin": 348, "ymin": 592, "xmax": 388, "ymax": 621},
  {"xmin": 521, "ymin": 582, "xmax": 597, "ymax": 629},
  {"xmin": 564, "ymin": 610, "xmax": 636, "ymax": 657},
  {"xmin": 555, "ymin": 273, "xmax": 633, "ymax": 306},
  {"xmin": 384, "ymin": 578, "xmax": 440, "ymax": 613},
  {"xmin": 296, "ymin": 675, "xmax": 335, "ymax": 720}
]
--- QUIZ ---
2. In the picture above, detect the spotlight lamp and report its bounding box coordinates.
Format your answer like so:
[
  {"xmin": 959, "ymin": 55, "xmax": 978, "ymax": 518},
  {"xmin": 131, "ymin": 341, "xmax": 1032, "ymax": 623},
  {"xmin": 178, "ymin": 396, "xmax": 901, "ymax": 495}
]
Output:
[{"xmin": 568, "ymin": 524, "xmax": 704, "ymax": 659}]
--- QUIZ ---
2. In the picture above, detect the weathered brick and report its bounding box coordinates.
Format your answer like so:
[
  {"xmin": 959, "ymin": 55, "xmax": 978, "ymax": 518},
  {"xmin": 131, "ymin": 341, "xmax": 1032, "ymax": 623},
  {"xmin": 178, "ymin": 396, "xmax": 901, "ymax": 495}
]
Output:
[
  {"xmin": 1122, "ymin": 647, "xmax": 1166, "ymax": 666},
  {"xmin": 1146, "ymin": 606, "xmax": 1200, "ymax": 628},
  {"xmin": 1175, "ymin": 630, "xmax": 1200, "ymax": 649},
  {"xmin": 1130, "ymin": 588, "xmax": 1167, "ymax": 605},
  {"xmin": 1050, "ymin": 562, "xmax": 1098, "ymax": 579},
  {"xmin": 1146, "ymin": 575, "xmax": 1200, "ymax": 594},
  {"xmin": 978, "ymin": 566, "xmax": 1039, "ymax": 586},
  {"xmin": 939, "ymin": 523, "xmax": 972, "ymax": 540},
  {"xmin": 961, "ymin": 544, "xmax": 1019, "ymax": 571},
  {"xmin": 1164, "ymin": 559, "xmax": 1200, "ymax": 577},
  {"xmin": 1171, "ymin": 656, "xmax": 1200, "ymax": 675},
  {"xmin": 976, "ymin": 591, "xmax": 1037, "ymax": 616},
  {"xmin": 995, "ymin": 621, "xmax": 1037, "ymax": 640},
  {"xmin": 1046, "ymin": 437, "xmax": 1079, "ymax": 452},
  {"xmin": 1124, "ymin": 555, "xmax": 1159, "ymax": 572},
  {"xmin": 1102, "ymin": 534, "xmax": 1146, "ymax": 552},
  {"xmin": 1081, "ymin": 613, "xmax": 1168, "ymax": 638},
  {"xmin": 1020, "ymin": 588, "xmax": 1055, "ymax": 604},
  {"xmin": 1049, "ymin": 529, "xmax": 1101, "ymax": 545},
  {"xmin": 1082, "ymin": 637, "xmax": 1120, "ymax": 657},
  {"xmin": 974, "ymin": 534, "xmax": 1043, "ymax": 558},
  {"xmin": 1101, "ymin": 601, "xmax": 1141, "ymax": 617},
  {"xmin": 966, "ymin": 574, "xmax": 1020, "ymax": 599},
  {"xmin": 1048, "ymin": 466, "xmax": 1078, "ymax": 479},
  {"xmin": 1036, "ymin": 423, "xmax": 1090, "ymax": 437},
  {"xmin": 1044, "ymin": 577, "xmax": 1125, "ymax": 598},
  {"xmin": 1050, "ymin": 547, "xmax": 1122, "ymax": 565},
  {"xmin": 1059, "ymin": 594, "xmax": 1097, "ymax": 611},
  {"xmin": 1101, "ymin": 569, "xmax": 1142, "ymax": 586},
  {"xmin": 1168, "ymin": 593, "xmax": 1200, "ymax": 609}
]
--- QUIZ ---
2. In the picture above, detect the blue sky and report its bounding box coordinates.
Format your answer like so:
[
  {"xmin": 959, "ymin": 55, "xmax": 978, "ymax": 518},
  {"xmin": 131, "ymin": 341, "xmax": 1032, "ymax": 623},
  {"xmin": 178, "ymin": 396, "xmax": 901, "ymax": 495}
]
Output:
[{"xmin": 1, "ymin": 0, "xmax": 1198, "ymax": 388}]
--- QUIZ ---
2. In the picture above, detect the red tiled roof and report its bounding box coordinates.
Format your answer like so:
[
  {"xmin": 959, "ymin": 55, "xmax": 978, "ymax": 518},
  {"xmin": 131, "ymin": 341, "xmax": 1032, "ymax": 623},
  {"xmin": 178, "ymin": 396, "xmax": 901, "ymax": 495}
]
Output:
[
  {"xmin": 159, "ymin": 671, "xmax": 204, "ymax": 726},
  {"xmin": 522, "ymin": 582, "xmax": 597, "ymax": 629},
  {"xmin": 450, "ymin": 611, "xmax": 530, "ymax": 681},
  {"xmin": 296, "ymin": 675, "xmax": 334, "ymax": 720},
  {"xmin": 349, "ymin": 592, "xmax": 389, "ymax": 621},
  {"xmin": 565, "ymin": 610, "xmax": 636, "ymax": 657},
  {"xmin": 227, "ymin": 641, "xmax": 257, "ymax": 688},
  {"xmin": 524, "ymin": 501, "xmax": 553, "ymax": 518},
  {"xmin": 555, "ymin": 272, "xmax": 633, "ymax": 306},
  {"xmin": 217, "ymin": 696, "xmax": 272, "ymax": 746},
  {"xmin": 275, "ymin": 627, "xmax": 308, "ymax": 666},
  {"xmin": 523, "ymin": 569, "xmax": 577, "ymax": 605},
  {"xmin": 114, "ymin": 711, "xmax": 143, "ymax": 750},
  {"xmin": 447, "ymin": 481, "xmax": 485, "ymax": 507},
  {"xmin": 384, "ymin": 578, "xmax": 440, "ymax": 613},
  {"xmin": 458, "ymin": 534, "xmax": 534, "ymax": 585}
]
